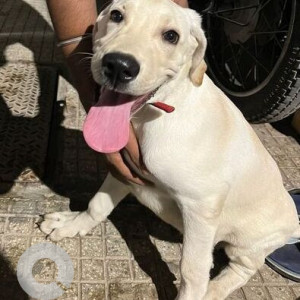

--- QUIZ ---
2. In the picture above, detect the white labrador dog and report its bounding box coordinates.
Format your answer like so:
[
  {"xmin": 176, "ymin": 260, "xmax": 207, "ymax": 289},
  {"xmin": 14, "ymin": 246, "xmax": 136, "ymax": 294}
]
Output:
[{"xmin": 40, "ymin": 0, "xmax": 300, "ymax": 299}]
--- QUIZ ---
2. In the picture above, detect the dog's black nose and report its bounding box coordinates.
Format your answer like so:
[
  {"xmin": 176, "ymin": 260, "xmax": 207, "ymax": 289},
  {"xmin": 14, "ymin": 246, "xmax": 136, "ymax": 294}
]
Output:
[{"xmin": 102, "ymin": 52, "xmax": 140, "ymax": 85}]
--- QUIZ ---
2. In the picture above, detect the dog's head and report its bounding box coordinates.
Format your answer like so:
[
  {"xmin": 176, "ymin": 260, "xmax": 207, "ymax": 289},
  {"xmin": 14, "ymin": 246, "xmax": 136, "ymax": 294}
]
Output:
[
  {"xmin": 84, "ymin": 0, "xmax": 207, "ymax": 153},
  {"xmin": 91, "ymin": 0, "xmax": 207, "ymax": 94}
]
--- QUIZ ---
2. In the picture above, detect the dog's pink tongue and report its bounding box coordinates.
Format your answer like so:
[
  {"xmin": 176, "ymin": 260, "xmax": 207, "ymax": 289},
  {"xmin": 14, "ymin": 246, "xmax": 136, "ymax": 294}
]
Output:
[{"xmin": 83, "ymin": 89, "xmax": 135, "ymax": 153}]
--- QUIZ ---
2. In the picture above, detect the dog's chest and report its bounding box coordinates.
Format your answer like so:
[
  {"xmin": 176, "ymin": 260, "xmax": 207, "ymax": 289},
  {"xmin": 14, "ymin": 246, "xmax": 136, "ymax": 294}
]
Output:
[{"xmin": 131, "ymin": 113, "xmax": 205, "ymax": 194}]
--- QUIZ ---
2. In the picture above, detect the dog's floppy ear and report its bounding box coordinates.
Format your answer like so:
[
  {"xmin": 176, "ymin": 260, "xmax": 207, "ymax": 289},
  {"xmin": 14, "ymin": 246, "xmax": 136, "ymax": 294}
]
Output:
[
  {"xmin": 93, "ymin": 4, "xmax": 112, "ymax": 42},
  {"xmin": 189, "ymin": 13, "xmax": 207, "ymax": 86},
  {"xmin": 191, "ymin": 60, "xmax": 207, "ymax": 87}
]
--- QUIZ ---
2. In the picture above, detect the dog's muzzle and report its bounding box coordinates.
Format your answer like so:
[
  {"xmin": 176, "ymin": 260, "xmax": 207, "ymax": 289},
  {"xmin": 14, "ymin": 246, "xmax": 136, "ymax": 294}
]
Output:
[{"xmin": 102, "ymin": 52, "xmax": 140, "ymax": 87}]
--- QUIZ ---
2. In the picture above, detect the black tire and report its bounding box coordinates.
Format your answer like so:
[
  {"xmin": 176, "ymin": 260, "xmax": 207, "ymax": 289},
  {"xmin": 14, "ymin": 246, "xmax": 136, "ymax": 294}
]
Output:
[{"xmin": 191, "ymin": 0, "xmax": 300, "ymax": 123}]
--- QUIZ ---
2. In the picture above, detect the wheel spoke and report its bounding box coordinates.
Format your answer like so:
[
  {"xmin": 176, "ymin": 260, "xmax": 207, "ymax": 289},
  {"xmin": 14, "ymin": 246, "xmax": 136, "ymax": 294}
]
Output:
[
  {"xmin": 238, "ymin": 41, "xmax": 270, "ymax": 74},
  {"xmin": 271, "ymin": 39, "xmax": 277, "ymax": 69},
  {"xmin": 254, "ymin": 35, "xmax": 258, "ymax": 84},
  {"xmin": 263, "ymin": 14, "xmax": 283, "ymax": 50},
  {"xmin": 210, "ymin": 13, "xmax": 249, "ymax": 27},
  {"xmin": 257, "ymin": 0, "xmax": 272, "ymax": 14},
  {"xmin": 279, "ymin": 0, "xmax": 288, "ymax": 25},
  {"xmin": 227, "ymin": 36, "xmax": 245, "ymax": 88},
  {"xmin": 245, "ymin": 65, "xmax": 255, "ymax": 82}
]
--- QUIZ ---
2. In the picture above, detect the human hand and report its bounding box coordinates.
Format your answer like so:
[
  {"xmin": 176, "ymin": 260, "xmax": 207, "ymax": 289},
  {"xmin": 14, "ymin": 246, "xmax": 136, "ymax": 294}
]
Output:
[
  {"xmin": 105, "ymin": 123, "xmax": 150, "ymax": 186},
  {"xmin": 172, "ymin": 0, "xmax": 189, "ymax": 8}
]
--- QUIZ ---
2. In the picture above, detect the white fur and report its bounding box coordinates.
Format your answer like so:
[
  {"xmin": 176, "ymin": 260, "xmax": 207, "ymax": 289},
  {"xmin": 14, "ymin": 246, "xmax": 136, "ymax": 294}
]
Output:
[{"xmin": 40, "ymin": 0, "xmax": 300, "ymax": 299}]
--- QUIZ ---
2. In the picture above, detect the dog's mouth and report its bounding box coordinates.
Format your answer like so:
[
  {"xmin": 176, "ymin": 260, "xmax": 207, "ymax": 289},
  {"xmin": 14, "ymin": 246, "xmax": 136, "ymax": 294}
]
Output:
[{"xmin": 83, "ymin": 86, "xmax": 157, "ymax": 153}]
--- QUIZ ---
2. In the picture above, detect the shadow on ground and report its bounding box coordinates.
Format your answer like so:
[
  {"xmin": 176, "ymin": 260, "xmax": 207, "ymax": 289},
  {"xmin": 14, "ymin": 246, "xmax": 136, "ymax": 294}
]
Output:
[
  {"xmin": 271, "ymin": 116, "xmax": 300, "ymax": 143},
  {"xmin": 0, "ymin": 255, "xmax": 28, "ymax": 299}
]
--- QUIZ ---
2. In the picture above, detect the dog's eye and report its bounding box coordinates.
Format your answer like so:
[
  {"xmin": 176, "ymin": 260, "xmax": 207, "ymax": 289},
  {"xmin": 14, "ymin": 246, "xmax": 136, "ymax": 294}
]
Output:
[
  {"xmin": 163, "ymin": 30, "xmax": 179, "ymax": 44},
  {"xmin": 110, "ymin": 10, "xmax": 123, "ymax": 23}
]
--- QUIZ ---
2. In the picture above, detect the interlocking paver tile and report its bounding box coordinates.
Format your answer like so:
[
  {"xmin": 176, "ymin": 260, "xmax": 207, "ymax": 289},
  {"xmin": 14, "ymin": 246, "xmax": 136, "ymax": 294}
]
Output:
[
  {"xmin": 35, "ymin": 200, "xmax": 70, "ymax": 215},
  {"xmin": 10, "ymin": 198, "xmax": 37, "ymax": 214},
  {"xmin": 105, "ymin": 221, "xmax": 122, "ymax": 237},
  {"xmin": 242, "ymin": 286, "xmax": 270, "ymax": 300},
  {"xmin": 81, "ymin": 238, "xmax": 104, "ymax": 258},
  {"xmin": 81, "ymin": 283, "xmax": 105, "ymax": 300},
  {"xmin": 248, "ymin": 271, "xmax": 263, "ymax": 284},
  {"xmin": 0, "ymin": 217, "xmax": 6, "ymax": 233},
  {"xmin": 284, "ymin": 146, "xmax": 300, "ymax": 158},
  {"xmin": 109, "ymin": 283, "xmax": 158, "ymax": 300},
  {"xmin": 265, "ymin": 145, "xmax": 286, "ymax": 156},
  {"xmin": 30, "ymin": 236, "xmax": 54, "ymax": 246},
  {"xmin": 7, "ymin": 217, "xmax": 32, "ymax": 234},
  {"xmin": 106, "ymin": 236, "xmax": 130, "ymax": 257},
  {"xmin": 292, "ymin": 156, "xmax": 300, "ymax": 168},
  {"xmin": 252, "ymin": 124, "xmax": 271, "ymax": 138},
  {"xmin": 71, "ymin": 258, "xmax": 79, "ymax": 281},
  {"xmin": 267, "ymin": 286, "xmax": 296, "ymax": 300},
  {"xmin": 227, "ymin": 289, "xmax": 246, "ymax": 300},
  {"xmin": 0, "ymin": 197, "xmax": 12, "ymax": 213},
  {"xmin": 107, "ymin": 260, "xmax": 131, "ymax": 280},
  {"xmin": 154, "ymin": 240, "xmax": 181, "ymax": 261},
  {"xmin": 2, "ymin": 235, "xmax": 29, "ymax": 257},
  {"xmin": 273, "ymin": 155, "xmax": 298, "ymax": 168},
  {"xmin": 284, "ymin": 168, "xmax": 300, "ymax": 181},
  {"xmin": 260, "ymin": 264, "xmax": 289, "ymax": 284},
  {"xmin": 81, "ymin": 259, "xmax": 104, "ymax": 281},
  {"xmin": 86, "ymin": 224, "xmax": 102, "ymax": 237},
  {"xmin": 57, "ymin": 283, "xmax": 79, "ymax": 300},
  {"xmin": 291, "ymin": 286, "xmax": 300, "ymax": 298},
  {"xmin": 57, "ymin": 237, "xmax": 80, "ymax": 257}
]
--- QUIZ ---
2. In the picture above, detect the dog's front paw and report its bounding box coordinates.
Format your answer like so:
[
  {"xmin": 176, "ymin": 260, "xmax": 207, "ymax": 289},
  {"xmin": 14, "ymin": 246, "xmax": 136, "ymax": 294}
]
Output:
[{"xmin": 39, "ymin": 211, "xmax": 97, "ymax": 241}]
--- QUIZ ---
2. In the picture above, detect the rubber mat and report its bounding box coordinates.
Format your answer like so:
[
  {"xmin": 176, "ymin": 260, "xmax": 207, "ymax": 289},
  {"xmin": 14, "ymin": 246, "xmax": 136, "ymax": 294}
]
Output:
[
  {"xmin": 0, "ymin": 0, "xmax": 57, "ymax": 64},
  {"xmin": 0, "ymin": 62, "xmax": 57, "ymax": 183}
]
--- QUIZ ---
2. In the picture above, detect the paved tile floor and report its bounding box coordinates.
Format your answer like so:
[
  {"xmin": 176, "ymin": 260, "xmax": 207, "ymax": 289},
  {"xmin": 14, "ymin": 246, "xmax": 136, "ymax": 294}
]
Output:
[{"xmin": 0, "ymin": 0, "xmax": 300, "ymax": 299}]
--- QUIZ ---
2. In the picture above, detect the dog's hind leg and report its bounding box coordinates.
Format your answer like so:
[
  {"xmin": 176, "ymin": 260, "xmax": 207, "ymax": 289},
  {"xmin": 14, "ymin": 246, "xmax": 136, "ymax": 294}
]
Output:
[
  {"xmin": 203, "ymin": 246, "xmax": 266, "ymax": 300},
  {"xmin": 40, "ymin": 174, "xmax": 129, "ymax": 241},
  {"xmin": 174, "ymin": 185, "xmax": 229, "ymax": 300}
]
